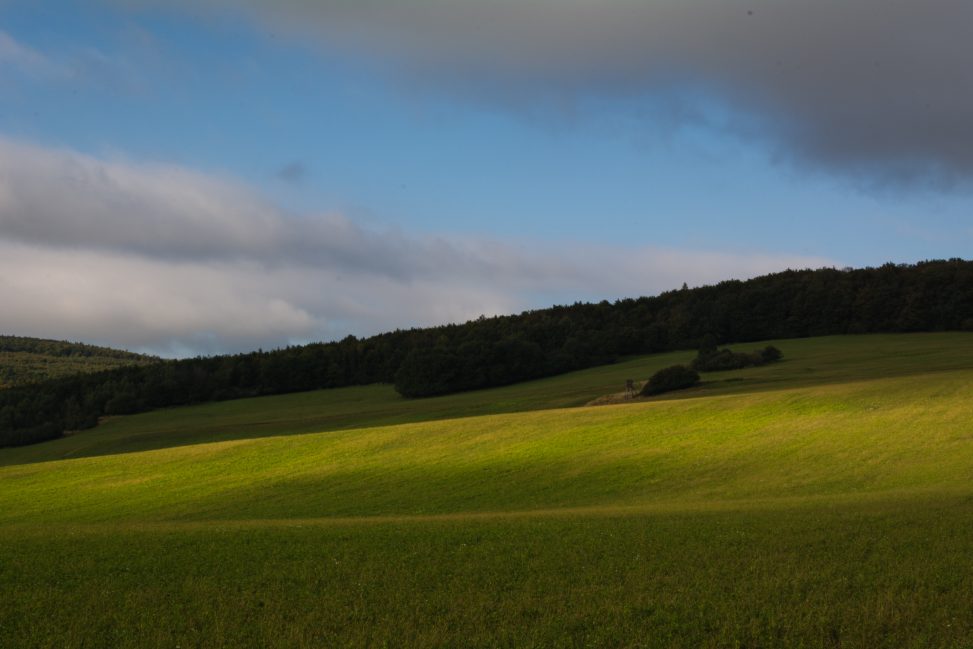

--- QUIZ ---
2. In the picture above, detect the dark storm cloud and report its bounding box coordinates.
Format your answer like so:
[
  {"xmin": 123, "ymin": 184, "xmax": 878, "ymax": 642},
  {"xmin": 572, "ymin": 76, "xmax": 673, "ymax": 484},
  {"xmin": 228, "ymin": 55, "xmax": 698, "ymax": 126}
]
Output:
[{"xmin": 167, "ymin": 0, "xmax": 973, "ymax": 186}]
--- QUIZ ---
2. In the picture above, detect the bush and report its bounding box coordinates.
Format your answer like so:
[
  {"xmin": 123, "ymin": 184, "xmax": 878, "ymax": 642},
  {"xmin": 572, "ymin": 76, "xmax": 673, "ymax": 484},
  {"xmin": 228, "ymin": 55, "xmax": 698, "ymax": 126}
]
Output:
[
  {"xmin": 760, "ymin": 345, "xmax": 782, "ymax": 363},
  {"xmin": 692, "ymin": 349, "xmax": 751, "ymax": 372},
  {"xmin": 640, "ymin": 365, "xmax": 700, "ymax": 396},
  {"xmin": 691, "ymin": 345, "xmax": 784, "ymax": 372}
]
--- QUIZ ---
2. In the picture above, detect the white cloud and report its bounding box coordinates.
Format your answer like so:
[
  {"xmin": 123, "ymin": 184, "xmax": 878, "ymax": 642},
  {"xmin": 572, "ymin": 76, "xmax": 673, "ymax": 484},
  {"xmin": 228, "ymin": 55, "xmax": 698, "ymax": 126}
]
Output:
[{"xmin": 0, "ymin": 138, "xmax": 833, "ymax": 355}]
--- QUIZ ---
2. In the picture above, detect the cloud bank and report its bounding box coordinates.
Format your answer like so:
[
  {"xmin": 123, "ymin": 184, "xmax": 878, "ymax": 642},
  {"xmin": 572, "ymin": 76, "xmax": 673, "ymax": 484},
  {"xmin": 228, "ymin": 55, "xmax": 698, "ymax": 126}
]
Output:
[
  {"xmin": 152, "ymin": 0, "xmax": 973, "ymax": 187},
  {"xmin": 0, "ymin": 138, "xmax": 831, "ymax": 355}
]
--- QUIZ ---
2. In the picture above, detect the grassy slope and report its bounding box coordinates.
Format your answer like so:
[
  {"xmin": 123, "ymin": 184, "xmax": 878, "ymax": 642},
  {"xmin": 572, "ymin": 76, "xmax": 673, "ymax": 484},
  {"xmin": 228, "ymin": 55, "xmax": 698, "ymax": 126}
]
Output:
[
  {"xmin": 3, "ymin": 332, "xmax": 967, "ymax": 464},
  {"xmin": 2, "ymin": 333, "xmax": 973, "ymax": 647}
]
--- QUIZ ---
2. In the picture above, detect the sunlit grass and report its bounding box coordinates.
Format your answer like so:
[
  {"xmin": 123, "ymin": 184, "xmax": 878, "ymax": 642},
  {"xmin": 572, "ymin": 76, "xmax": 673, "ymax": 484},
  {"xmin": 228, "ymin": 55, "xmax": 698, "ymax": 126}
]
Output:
[
  {"xmin": 2, "ymin": 332, "xmax": 973, "ymax": 647},
  {"xmin": 2, "ymin": 370, "xmax": 973, "ymax": 525},
  {"xmin": 3, "ymin": 332, "xmax": 969, "ymax": 465}
]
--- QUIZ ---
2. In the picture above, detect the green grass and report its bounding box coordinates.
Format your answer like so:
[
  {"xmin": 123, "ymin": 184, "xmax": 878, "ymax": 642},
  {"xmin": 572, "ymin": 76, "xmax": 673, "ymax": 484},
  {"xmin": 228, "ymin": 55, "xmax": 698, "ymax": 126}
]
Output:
[
  {"xmin": 3, "ymin": 332, "xmax": 967, "ymax": 465},
  {"xmin": 5, "ymin": 497, "xmax": 973, "ymax": 648},
  {"xmin": 2, "ymin": 332, "xmax": 973, "ymax": 647}
]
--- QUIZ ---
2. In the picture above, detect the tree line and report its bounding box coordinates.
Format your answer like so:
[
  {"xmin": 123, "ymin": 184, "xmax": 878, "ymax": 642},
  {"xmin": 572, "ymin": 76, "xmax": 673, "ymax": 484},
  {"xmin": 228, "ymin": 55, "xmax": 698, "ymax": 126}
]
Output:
[{"xmin": 2, "ymin": 259, "xmax": 972, "ymax": 447}]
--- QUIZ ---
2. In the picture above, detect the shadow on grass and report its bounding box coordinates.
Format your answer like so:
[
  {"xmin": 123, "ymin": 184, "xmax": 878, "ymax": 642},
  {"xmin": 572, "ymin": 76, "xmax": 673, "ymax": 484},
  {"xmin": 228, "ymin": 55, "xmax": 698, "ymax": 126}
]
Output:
[{"xmin": 3, "ymin": 332, "xmax": 972, "ymax": 467}]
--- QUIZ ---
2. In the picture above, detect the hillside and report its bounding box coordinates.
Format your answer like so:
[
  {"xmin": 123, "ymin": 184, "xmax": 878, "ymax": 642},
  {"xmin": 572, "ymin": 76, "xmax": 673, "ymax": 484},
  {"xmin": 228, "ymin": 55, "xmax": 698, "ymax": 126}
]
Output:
[
  {"xmin": 0, "ymin": 335, "xmax": 158, "ymax": 389},
  {"xmin": 3, "ymin": 333, "xmax": 973, "ymax": 646},
  {"xmin": 3, "ymin": 259, "xmax": 973, "ymax": 448},
  {"xmin": 1, "ymin": 333, "xmax": 965, "ymax": 464}
]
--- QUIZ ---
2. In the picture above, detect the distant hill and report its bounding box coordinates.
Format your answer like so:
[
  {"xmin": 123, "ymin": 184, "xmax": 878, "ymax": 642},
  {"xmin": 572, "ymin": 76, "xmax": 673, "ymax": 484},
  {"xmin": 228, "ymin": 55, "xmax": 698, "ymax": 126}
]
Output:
[
  {"xmin": 0, "ymin": 335, "xmax": 159, "ymax": 389},
  {"xmin": 2, "ymin": 258, "xmax": 972, "ymax": 447}
]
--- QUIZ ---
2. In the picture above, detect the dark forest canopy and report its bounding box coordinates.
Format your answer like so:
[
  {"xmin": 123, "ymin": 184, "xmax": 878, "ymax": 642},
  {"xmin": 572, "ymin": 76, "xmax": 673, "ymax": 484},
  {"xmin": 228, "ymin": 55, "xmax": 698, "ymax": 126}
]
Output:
[{"xmin": 2, "ymin": 259, "xmax": 973, "ymax": 448}]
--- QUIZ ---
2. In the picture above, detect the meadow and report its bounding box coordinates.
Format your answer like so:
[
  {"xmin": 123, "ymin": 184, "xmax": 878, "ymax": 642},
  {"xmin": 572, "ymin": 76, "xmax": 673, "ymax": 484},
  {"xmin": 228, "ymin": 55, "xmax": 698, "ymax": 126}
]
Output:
[{"xmin": 2, "ymin": 333, "xmax": 973, "ymax": 647}]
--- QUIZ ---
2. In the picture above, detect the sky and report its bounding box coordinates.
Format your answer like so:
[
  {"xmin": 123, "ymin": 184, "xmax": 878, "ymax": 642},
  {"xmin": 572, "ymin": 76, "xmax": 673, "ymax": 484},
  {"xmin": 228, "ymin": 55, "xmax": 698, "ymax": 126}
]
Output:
[{"xmin": 1, "ymin": 0, "xmax": 971, "ymax": 356}]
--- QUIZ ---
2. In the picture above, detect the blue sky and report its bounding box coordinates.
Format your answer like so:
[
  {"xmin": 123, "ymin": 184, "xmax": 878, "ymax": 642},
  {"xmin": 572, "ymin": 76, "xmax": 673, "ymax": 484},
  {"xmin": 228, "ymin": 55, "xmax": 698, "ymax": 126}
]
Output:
[{"xmin": 1, "ymin": 0, "xmax": 971, "ymax": 355}]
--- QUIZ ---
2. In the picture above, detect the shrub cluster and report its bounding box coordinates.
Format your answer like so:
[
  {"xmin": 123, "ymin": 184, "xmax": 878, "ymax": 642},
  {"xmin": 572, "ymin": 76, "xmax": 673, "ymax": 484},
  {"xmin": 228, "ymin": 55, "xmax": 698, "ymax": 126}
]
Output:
[
  {"xmin": 691, "ymin": 345, "xmax": 782, "ymax": 372},
  {"xmin": 640, "ymin": 365, "xmax": 700, "ymax": 396}
]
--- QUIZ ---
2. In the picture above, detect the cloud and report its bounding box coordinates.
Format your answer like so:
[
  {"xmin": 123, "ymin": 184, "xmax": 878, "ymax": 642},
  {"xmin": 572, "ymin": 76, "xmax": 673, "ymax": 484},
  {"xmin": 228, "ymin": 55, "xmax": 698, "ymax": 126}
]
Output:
[
  {"xmin": 0, "ymin": 138, "xmax": 832, "ymax": 355},
  {"xmin": 140, "ymin": 0, "xmax": 973, "ymax": 188},
  {"xmin": 0, "ymin": 240, "xmax": 316, "ymax": 354}
]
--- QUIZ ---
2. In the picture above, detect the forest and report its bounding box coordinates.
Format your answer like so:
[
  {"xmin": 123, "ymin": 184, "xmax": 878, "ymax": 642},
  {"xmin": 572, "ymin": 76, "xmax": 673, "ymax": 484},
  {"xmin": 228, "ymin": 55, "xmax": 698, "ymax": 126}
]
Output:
[
  {"xmin": 0, "ymin": 336, "xmax": 157, "ymax": 389},
  {"xmin": 2, "ymin": 259, "xmax": 972, "ymax": 447}
]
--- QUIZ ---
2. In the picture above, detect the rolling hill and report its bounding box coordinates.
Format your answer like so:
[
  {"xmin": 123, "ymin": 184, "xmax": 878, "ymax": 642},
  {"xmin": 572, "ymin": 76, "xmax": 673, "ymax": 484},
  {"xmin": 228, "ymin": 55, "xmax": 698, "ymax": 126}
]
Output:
[
  {"xmin": 4, "ymin": 259, "xmax": 973, "ymax": 449},
  {"xmin": 0, "ymin": 335, "xmax": 158, "ymax": 389},
  {"xmin": 2, "ymin": 332, "xmax": 973, "ymax": 646}
]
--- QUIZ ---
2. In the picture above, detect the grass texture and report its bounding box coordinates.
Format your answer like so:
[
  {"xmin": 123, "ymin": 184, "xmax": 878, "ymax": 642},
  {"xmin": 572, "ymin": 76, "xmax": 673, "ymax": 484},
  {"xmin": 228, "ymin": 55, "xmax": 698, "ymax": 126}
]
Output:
[{"xmin": 1, "ymin": 333, "xmax": 972, "ymax": 647}]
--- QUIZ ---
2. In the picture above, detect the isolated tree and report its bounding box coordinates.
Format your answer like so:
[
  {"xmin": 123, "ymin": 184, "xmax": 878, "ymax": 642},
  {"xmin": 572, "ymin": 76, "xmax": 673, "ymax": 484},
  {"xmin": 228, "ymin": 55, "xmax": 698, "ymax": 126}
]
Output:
[
  {"xmin": 760, "ymin": 345, "xmax": 783, "ymax": 363},
  {"xmin": 640, "ymin": 365, "xmax": 700, "ymax": 396}
]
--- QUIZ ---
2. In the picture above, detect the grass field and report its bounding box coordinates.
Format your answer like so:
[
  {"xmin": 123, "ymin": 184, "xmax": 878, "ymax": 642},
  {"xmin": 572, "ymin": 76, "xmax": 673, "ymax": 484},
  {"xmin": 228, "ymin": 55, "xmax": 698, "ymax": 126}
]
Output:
[{"xmin": 2, "ymin": 333, "xmax": 973, "ymax": 647}]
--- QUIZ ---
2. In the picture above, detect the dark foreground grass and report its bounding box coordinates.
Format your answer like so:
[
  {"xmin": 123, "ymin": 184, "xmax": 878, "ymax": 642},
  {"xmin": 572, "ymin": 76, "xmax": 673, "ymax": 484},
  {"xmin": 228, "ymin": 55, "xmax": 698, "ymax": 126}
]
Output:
[{"xmin": 3, "ymin": 494, "xmax": 973, "ymax": 648}]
